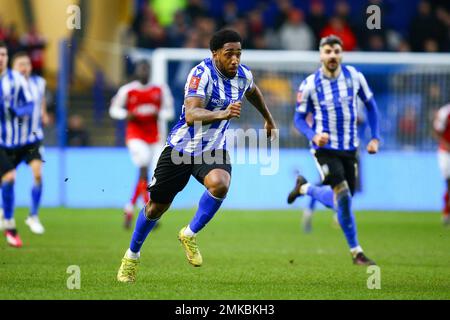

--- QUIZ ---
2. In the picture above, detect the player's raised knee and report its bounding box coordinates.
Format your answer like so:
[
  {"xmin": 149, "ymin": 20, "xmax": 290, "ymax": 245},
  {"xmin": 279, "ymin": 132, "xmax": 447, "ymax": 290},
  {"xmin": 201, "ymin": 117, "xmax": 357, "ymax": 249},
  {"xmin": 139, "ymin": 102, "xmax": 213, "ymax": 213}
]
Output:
[{"xmin": 205, "ymin": 170, "xmax": 230, "ymax": 198}]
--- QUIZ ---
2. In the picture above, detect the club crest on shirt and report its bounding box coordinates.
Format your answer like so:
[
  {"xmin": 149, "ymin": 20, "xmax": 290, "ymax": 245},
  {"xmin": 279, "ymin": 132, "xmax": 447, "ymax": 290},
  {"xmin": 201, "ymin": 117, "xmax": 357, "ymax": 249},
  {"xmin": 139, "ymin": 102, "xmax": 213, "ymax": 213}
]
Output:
[{"xmin": 238, "ymin": 78, "xmax": 246, "ymax": 90}]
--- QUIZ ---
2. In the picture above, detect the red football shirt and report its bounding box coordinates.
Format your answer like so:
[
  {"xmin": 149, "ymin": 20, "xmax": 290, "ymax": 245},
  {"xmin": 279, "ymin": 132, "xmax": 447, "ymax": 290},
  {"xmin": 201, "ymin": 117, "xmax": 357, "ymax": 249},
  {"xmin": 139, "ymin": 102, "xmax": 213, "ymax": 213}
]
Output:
[
  {"xmin": 434, "ymin": 104, "xmax": 450, "ymax": 152},
  {"xmin": 110, "ymin": 81, "xmax": 174, "ymax": 144}
]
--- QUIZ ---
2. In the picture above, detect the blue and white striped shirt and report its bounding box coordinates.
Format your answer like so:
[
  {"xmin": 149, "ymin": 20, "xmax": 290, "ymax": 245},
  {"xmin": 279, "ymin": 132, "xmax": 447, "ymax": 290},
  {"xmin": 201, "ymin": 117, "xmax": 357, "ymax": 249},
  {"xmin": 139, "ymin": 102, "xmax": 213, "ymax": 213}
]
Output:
[
  {"xmin": 0, "ymin": 69, "xmax": 34, "ymax": 148},
  {"xmin": 295, "ymin": 65, "xmax": 374, "ymax": 151},
  {"xmin": 167, "ymin": 58, "xmax": 254, "ymax": 155},
  {"xmin": 24, "ymin": 75, "xmax": 46, "ymax": 144}
]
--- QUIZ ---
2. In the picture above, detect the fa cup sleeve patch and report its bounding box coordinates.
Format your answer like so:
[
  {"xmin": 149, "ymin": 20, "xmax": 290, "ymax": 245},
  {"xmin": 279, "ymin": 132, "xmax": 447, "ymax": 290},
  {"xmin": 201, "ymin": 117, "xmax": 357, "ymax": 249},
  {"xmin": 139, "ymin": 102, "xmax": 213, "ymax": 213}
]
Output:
[{"xmin": 189, "ymin": 76, "xmax": 201, "ymax": 90}]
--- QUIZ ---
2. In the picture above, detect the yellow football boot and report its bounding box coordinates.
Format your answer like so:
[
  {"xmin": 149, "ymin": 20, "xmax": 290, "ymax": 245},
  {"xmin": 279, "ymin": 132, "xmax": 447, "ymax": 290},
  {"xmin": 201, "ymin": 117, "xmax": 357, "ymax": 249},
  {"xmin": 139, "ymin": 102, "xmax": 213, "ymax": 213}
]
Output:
[
  {"xmin": 117, "ymin": 252, "xmax": 140, "ymax": 282},
  {"xmin": 178, "ymin": 226, "xmax": 203, "ymax": 267}
]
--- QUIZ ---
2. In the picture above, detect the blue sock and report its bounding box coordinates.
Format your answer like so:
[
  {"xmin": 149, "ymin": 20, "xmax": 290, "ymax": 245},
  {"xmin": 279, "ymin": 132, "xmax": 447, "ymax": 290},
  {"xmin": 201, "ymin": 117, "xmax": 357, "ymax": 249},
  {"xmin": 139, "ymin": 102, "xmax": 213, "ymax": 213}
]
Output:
[
  {"xmin": 336, "ymin": 190, "xmax": 359, "ymax": 249},
  {"xmin": 2, "ymin": 182, "xmax": 14, "ymax": 220},
  {"xmin": 189, "ymin": 190, "xmax": 224, "ymax": 233},
  {"xmin": 129, "ymin": 207, "xmax": 158, "ymax": 253},
  {"xmin": 306, "ymin": 185, "xmax": 334, "ymax": 209},
  {"xmin": 308, "ymin": 198, "xmax": 316, "ymax": 211},
  {"xmin": 30, "ymin": 183, "xmax": 42, "ymax": 216}
]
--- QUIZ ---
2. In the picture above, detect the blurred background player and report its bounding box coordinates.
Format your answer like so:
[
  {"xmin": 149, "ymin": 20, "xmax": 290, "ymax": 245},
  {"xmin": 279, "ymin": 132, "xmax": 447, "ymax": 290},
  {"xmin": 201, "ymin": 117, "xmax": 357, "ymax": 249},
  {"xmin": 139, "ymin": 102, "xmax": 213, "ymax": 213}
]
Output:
[
  {"xmin": 11, "ymin": 52, "xmax": 48, "ymax": 235},
  {"xmin": 0, "ymin": 41, "xmax": 35, "ymax": 247},
  {"xmin": 301, "ymin": 102, "xmax": 367, "ymax": 233},
  {"xmin": 433, "ymin": 103, "xmax": 450, "ymax": 226},
  {"xmin": 109, "ymin": 60, "xmax": 174, "ymax": 229},
  {"xmin": 288, "ymin": 35, "xmax": 380, "ymax": 265}
]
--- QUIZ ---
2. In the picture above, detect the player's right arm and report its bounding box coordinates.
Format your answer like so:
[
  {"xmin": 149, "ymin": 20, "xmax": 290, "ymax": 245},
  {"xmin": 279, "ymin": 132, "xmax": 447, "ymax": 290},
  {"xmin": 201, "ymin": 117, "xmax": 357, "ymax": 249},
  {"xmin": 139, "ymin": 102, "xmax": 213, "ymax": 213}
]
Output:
[
  {"xmin": 293, "ymin": 78, "xmax": 329, "ymax": 147},
  {"xmin": 185, "ymin": 97, "xmax": 241, "ymax": 126},
  {"xmin": 184, "ymin": 65, "xmax": 240, "ymax": 126},
  {"xmin": 433, "ymin": 105, "xmax": 450, "ymax": 150},
  {"xmin": 109, "ymin": 86, "xmax": 133, "ymax": 120}
]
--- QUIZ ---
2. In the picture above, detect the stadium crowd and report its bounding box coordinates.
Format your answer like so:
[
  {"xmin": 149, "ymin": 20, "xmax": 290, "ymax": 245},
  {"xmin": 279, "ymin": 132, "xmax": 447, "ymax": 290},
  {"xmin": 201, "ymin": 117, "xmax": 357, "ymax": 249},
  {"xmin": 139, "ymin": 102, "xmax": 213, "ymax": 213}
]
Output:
[
  {"xmin": 0, "ymin": 19, "xmax": 46, "ymax": 75},
  {"xmin": 130, "ymin": 0, "xmax": 449, "ymax": 53}
]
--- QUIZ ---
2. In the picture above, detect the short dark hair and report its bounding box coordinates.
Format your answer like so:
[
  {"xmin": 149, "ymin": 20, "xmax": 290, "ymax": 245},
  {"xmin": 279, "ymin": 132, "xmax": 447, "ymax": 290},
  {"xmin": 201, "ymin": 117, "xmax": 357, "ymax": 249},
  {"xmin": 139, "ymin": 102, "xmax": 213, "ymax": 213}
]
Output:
[
  {"xmin": 319, "ymin": 35, "xmax": 343, "ymax": 48},
  {"xmin": 11, "ymin": 51, "xmax": 30, "ymax": 64},
  {"xmin": 209, "ymin": 29, "xmax": 242, "ymax": 51},
  {"xmin": 0, "ymin": 41, "xmax": 7, "ymax": 50}
]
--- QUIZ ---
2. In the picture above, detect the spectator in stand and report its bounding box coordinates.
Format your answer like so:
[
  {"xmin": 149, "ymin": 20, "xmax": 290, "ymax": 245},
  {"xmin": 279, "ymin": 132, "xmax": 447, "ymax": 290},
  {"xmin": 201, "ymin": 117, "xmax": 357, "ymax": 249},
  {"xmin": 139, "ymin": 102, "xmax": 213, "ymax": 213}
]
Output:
[
  {"xmin": 195, "ymin": 16, "xmax": 217, "ymax": 48},
  {"xmin": 423, "ymin": 38, "xmax": 440, "ymax": 52},
  {"xmin": 366, "ymin": 34, "xmax": 387, "ymax": 51},
  {"xmin": 184, "ymin": 0, "xmax": 208, "ymax": 24},
  {"xmin": 435, "ymin": 6, "xmax": 450, "ymax": 51},
  {"xmin": 5, "ymin": 24, "xmax": 21, "ymax": 58},
  {"xmin": 67, "ymin": 115, "xmax": 90, "ymax": 147},
  {"xmin": 307, "ymin": 0, "xmax": 328, "ymax": 47},
  {"xmin": 397, "ymin": 39, "xmax": 411, "ymax": 52},
  {"xmin": 398, "ymin": 106, "xmax": 418, "ymax": 147},
  {"xmin": 409, "ymin": 0, "xmax": 447, "ymax": 52},
  {"xmin": 167, "ymin": 10, "xmax": 189, "ymax": 47},
  {"xmin": 279, "ymin": 9, "xmax": 314, "ymax": 50},
  {"xmin": 227, "ymin": 17, "xmax": 250, "ymax": 48},
  {"xmin": 132, "ymin": 5, "xmax": 167, "ymax": 49},
  {"xmin": 274, "ymin": 0, "xmax": 294, "ymax": 31},
  {"xmin": 320, "ymin": 16, "xmax": 357, "ymax": 51},
  {"xmin": 20, "ymin": 24, "xmax": 46, "ymax": 76},
  {"xmin": 219, "ymin": 1, "xmax": 240, "ymax": 28}
]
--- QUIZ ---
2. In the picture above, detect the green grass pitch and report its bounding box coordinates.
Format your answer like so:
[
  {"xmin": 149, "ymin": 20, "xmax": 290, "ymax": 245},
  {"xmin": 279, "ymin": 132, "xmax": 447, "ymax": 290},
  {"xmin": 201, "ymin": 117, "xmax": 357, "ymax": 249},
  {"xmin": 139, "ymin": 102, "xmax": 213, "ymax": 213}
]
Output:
[{"xmin": 1, "ymin": 208, "xmax": 449, "ymax": 300}]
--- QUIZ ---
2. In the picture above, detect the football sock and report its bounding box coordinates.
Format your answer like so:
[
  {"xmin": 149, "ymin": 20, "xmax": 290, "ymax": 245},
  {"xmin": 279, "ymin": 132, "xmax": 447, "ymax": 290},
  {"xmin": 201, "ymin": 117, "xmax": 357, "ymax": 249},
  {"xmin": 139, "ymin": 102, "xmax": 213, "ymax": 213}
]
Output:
[
  {"xmin": 30, "ymin": 183, "xmax": 42, "ymax": 216},
  {"xmin": 130, "ymin": 180, "xmax": 141, "ymax": 206},
  {"xmin": 350, "ymin": 245, "xmax": 363, "ymax": 257},
  {"xmin": 444, "ymin": 191, "xmax": 449, "ymax": 216},
  {"xmin": 141, "ymin": 179, "xmax": 150, "ymax": 203},
  {"xmin": 306, "ymin": 185, "xmax": 335, "ymax": 209},
  {"xmin": 2, "ymin": 182, "xmax": 14, "ymax": 221},
  {"xmin": 308, "ymin": 197, "xmax": 317, "ymax": 211},
  {"xmin": 336, "ymin": 190, "xmax": 359, "ymax": 249},
  {"xmin": 183, "ymin": 225, "xmax": 195, "ymax": 237},
  {"xmin": 129, "ymin": 207, "xmax": 158, "ymax": 253},
  {"xmin": 189, "ymin": 190, "xmax": 224, "ymax": 234},
  {"xmin": 126, "ymin": 248, "xmax": 140, "ymax": 260}
]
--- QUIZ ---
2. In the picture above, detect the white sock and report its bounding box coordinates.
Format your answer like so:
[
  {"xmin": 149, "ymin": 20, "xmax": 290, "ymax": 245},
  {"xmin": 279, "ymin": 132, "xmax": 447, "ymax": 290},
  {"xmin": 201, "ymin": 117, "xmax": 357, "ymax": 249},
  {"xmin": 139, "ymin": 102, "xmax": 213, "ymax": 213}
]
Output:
[
  {"xmin": 126, "ymin": 248, "xmax": 140, "ymax": 260},
  {"xmin": 300, "ymin": 183, "xmax": 311, "ymax": 195},
  {"xmin": 183, "ymin": 225, "xmax": 196, "ymax": 237},
  {"xmin": 4, "ymin": 218, "xmax": 16, "ymax": 230},
  {"xmin": 350, "ymin": 246, "xmax": 363, "ymax": 257}
]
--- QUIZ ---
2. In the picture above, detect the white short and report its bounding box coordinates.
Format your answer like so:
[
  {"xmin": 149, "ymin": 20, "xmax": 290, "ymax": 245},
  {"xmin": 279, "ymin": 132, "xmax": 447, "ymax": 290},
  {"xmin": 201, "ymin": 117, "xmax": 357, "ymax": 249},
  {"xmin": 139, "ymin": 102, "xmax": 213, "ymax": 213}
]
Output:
[
  {"xmin": 438, "ymin": 150, "xmax": 450, "ymax": 179},
  {"xmin": 127, "ymin": 139, "xmax": 163, "ymax": 169}
]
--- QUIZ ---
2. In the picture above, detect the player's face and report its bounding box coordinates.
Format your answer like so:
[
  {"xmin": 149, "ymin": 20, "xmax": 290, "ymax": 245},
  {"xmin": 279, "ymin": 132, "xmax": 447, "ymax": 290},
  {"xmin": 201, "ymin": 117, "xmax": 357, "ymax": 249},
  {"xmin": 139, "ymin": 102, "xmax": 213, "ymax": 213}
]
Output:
[
  {"xmin": 214, "ymin": 42, "xmax": 242, "ymax": 78},
  {"xmin": 320, "ymin": 44, "xmax": 343, "ymax": 73},
  {"xmin": 0, "ymin": 48, "xmax": 8, "ymax": 73},
  {"xmin": 135, "ymin": 63, "xmax": 150, "ymax": 84},
  {"xmin": 13, "ymin": 56, "xmax": 32, "ymax": 77}
]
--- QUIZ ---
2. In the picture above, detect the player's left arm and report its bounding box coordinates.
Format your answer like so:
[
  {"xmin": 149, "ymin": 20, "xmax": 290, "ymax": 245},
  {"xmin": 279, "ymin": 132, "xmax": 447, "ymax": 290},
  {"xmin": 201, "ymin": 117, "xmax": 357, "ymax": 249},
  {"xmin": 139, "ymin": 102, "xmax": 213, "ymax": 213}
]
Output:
[
  {"xmin": 432, "ymin": 106, "xmax": 450, "ymax": 149},
  {"xmin": 40, "ymin": 78, "xmax": 49, "ymax": 126},
  {"xmin": 158, "ymin": 83, "xmax": 175, "ymax": 121},
  {"xmin": 357, "ymin": 71, "xmax": 380, "ymax": 154},
  {"xmin": 245, "ymin": 84, "xmax": 277, "ymax": 139},
  {"xmin": 12, "ymin": 74, "xmax": 34, "ymax": 117}
]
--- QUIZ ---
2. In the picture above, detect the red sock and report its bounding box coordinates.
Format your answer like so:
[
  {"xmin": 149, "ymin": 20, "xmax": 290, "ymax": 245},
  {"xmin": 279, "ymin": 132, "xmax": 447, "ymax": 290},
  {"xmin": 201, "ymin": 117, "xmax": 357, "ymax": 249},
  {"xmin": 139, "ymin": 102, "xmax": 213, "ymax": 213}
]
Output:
[
  {"xmin": 130, "ymin": 180, "xmax": 142, "ymax": 205},
  {"xmin": 140, "ymin": 179, "xmax": 150, "ymax": 203},
  {"xmin": 444, "ymin": 192, "xmax": 450, "ymax": 217}
]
